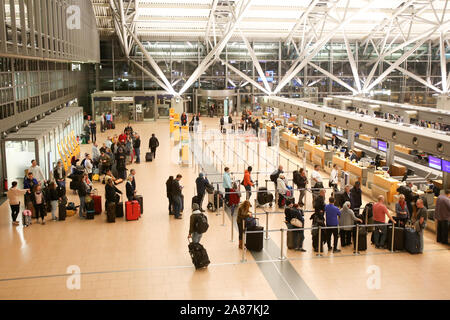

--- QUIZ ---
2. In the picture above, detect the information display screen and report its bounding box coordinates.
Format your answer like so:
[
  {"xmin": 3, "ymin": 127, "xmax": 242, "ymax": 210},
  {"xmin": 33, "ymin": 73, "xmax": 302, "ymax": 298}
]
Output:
[
  {"xmin": 331, "ymin": 127, "xmax": 337, "ymax": 134},
  {"xmin": 337, "ymin": 128, "xmax": 343, "ymax": 137},
  {"xmin": 370, "ymin": 139, "xmax": 378, "ymax": 149},
  {"xmin": 442, "ymin": 160, "xmax": 450, "ymax": 173},
  {"xmin": 428, "ymin": 156, "xmax": 442, "ymax": 171},
  {"xmin": 378, "ymin": 140, "xmax": 387, "ymax": 152}
]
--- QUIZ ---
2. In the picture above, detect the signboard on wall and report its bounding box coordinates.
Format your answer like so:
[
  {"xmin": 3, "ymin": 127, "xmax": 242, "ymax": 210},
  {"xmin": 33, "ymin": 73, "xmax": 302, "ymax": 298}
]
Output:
[
  {"xmin": 112, "ymin": 97, "xmax": 134, "ymax": 102},
  {"xmin": 136, "ymin": 104, "xmax": 142, "ymax": 113}
]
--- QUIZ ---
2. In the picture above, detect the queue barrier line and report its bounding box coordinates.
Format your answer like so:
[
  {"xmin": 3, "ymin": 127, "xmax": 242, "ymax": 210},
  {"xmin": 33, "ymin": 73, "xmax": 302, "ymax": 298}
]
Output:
[{"xmin": 241, "ymin": 222, "xmax": 396, "ymax": 262}]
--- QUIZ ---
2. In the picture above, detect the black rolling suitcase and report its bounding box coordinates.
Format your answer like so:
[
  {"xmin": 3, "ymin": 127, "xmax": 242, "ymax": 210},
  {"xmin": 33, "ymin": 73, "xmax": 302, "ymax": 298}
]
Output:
[
  {"xmin": 145, "ymin": 151, "xmax": 153, "ymax": 162},
  {"xmin": 405, "ymin": 228, "xmax": 421, "ymax": 254},
  {"xmin": 353, "ymin": 225, "xmax": 367, "ymax": 251},
  {"xmin": 135, "ymin": 195, "xmax": 143, "ymax": 214},
  {"xmin": 58, "ymin": 197, "xmax": 67, "ymax": 221},
  {"xmin": 106, "ymin": 202, "xmax": 116, "ymax": 223},
  {"xmin": 257, "ymin": 187, "xmax": 273, "ymax": 206},
  {"xmin": 86, "ymin": 199, "xmax": 95, "ymax": 220},
  {"xmin": 245, "ymin": 226, "xmax": 264, "ymax": 251},
  {"xmin": 188, "ymin": 241, "xmax": 210, "ymax": 269},
  {"xmin": 286, "ymin": 226, "xmax": 299, "ymax": 250},
  {"xmin": 116, "ymin": 201, "xmax": 124, "ymax": 218},
  {"xmin": 386, "ymin": 226, "xmax": 405, "ymax": 251}
]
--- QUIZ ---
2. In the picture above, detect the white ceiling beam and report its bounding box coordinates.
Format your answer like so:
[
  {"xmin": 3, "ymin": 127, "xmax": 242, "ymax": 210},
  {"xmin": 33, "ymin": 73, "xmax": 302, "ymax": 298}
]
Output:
[
  {"xmin": 284, "ymin": 0, "xmax": 320, "ymax": 46},
  {"xmin": 274, "ymin": 0, "xmax": 376, "ymax": 95},
  {"xmin": 343, "ymin": 30, "xmax": 362, "ymax": 92},
  {"xmin": 365, "ymin": 36, "xmax": 432, "ymax": 92},
  {"xmin": 389, "ymin": 62, "xmax": 443, "ymax": 93},
  {"xmin": 308, "ymin": 61, "xmax": 358, "ymax": 94},
  {"xmin": 129, "ymin": 59, "xmax": 171, "ymax": 93},
  {"xmin": 223, "ymin": 60, "xmax": 270, "ymax": 95},
  {"xmin": 124, "ymin": 24, "xmax": 178, "ymax": 96},
  {"xmin": 178, "ymin": 0, "xmax": 253, "ymax": 96},
  {"xmin": 205, "ymin": 0, "xmax": 219, "ymax": 46},
  {"xmin": 239, "ymin": 30, "xmax": 271, "ymax": 94}
]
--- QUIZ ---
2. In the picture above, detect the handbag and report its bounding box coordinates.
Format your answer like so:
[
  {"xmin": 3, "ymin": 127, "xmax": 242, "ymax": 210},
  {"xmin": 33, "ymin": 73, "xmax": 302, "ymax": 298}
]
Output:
[
  {"xmin": 245, "ymin": 217, "xmax": 258, "ymax": 229},
  {"xmin": 290, "ymin": 218, "xmax": 304, "ymax": 228}
]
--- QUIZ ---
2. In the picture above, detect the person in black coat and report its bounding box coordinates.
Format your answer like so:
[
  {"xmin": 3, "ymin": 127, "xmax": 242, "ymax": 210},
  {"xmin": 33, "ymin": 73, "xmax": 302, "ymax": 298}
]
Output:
[
  {"xmin": 285, "ymin": 202, "xmax": 306, "ymax": 252},
  {"xmin": 181, "ymin": 113, "xmax": 188, "ymax": 126},
  {"xmin": 105, "ymin": 179, "xmax": 122, "ymax": 204},
  {"xmin": 195, "ymin": 173, "xmax": 210, "ymax": 212},
  {"xmin": 314, "ymin": 189, "xmax": 326, "ymax": 214},
  {"xmin": 90, "ymin": 121, "xmax": 97, "ymax": 143},
  {"xmin": 149, "ymin": 134, "xmax": 160, "ymax": 159},
  {"xmin": 126, "ymin": 176, "xmax": 136, "ymax": 202},
  {"xmin": 166, "ymin": 176, "xmax": 174, "ymax": 215},
  {"xmin": 115, "ymin": 146, "xmax": 127, "ymax": 179},
  {"xmin": 350, "ymin": 181, "xmax": 362, "ymax": 215}
]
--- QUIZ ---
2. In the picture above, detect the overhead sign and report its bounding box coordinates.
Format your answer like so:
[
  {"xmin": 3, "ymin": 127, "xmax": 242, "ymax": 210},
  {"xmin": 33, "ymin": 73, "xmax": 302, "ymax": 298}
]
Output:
[{"xmin": 112, "ymin": 97, "xmax": 134, "ymax": 102}]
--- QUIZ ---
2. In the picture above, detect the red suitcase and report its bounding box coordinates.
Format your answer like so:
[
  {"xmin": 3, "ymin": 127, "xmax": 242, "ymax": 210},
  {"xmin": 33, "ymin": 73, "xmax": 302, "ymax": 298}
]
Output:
[
  {"xmin": 126, "ymin": 201, "xmax": 140, "ymax": 221},
  {"xmin": 92, "ymin": 194, "xmax": 102, "ymax": 215}
]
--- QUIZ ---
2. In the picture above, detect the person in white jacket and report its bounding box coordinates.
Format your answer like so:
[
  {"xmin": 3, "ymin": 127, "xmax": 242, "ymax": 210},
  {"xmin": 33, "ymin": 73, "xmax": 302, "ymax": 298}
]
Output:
[
  {"xmin": 83, "ymin": 154, "xmax": 94, "ymax": 181},
  {"xmin": 277, "ymin": 175, "xmax": 289, "ymax": 208},
  {"xmin": 329, "ymin": 164, "xmax": 339, "ymax": 192},
  {"xmin": 28, "ymin": 160, "xmax": 45, "ymax": 185}
]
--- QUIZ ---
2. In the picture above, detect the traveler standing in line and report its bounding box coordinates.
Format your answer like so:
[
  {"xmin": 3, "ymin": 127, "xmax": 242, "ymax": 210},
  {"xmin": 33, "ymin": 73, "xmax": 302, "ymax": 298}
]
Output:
[
  {"xmin": 311, "ymin": 164, "xmax": 323, "ymax": 204},
  {"xmin": 339, "ymin": 201, "xmax": 362, "ymax": 247},
  {"xmin": 195, "ymin": 173, "xmax": 209, "ymax": 212},
  {"xmin": 223, "ymin": 167, "xmax": 232, "ymax": 204},
  {"xmin": 99, "ymin": 151, "xmax": 111, "ymax": 178},
  {"xmin": 395, "ymin": 194, "xmax": 409, "ymax": 227},
  {"xmin": 83, "ymin": 154, "xmax": 94, "ymax": 182},
  {"xmin": 53, "ymin": 160, "xmax": 66, "ymax": 189},
  {"xmin": 31, "ymin": 185, "xmax": 47, "ymax": 225},
  {"xmin": 7, "ymin": 181, "xmax": 28, "ymax": 225},
  {"xmin": 92, "ymin": 143, "xmax": 101, "ymax": 169},
  {"xmin": 126, "ymin": 175, "xmax": 136, "ymax": 202},
  {"xmin": 133, "ymin": 134, "xmax": 141, "ymax": 164},
  {"xmin": 372, "ymin": 195, "xmax": 396, "ymax": 249},
  {"xmin": 188, "ymin": 203, "xmax": 204, "ymax": 244},
  {"xmin": 285, "ymin": 201, "xmax": 306, "ymax": 252},
  {"xmin": 29, "ymin": 160, "xmax": 45, "ymax": 185},
  {"xmin": 329, "ymin": 164, "xmax": 339, "ymax": 192},
  {"xmin": 228, "ymin": 182, "xmax": 241, "ymax": 217},
  {"xmin": 314, "ymin": 189, "xmax": 326, "ymax": 214},
  {"xmin": 166, "ymin": 176, "xmax": 174, "ymax": 215},
  {"xmin": 414, "ymin": 199, "xmax": 428, "ymax": 253},
  {"xmin": 105, "ymin": 178, "xmax": 122, "ymax": 205},
  {"xmin": 254, "ymin": 118, "xmax": 260, "ymax": 137},
  {"xmin": 171, "ymin": 174, "xmax": 183, "ymax": 219},
  {"xmin": 270, "ymin": 165, "xmax": 284, "ymax": 189},
  {"xmin": 237, "ymin": 200, "xmax": 252, "ymax": 249},
  {"xmin": 48, "ymin": 182, "xmax": 60, "ymax": 221},
  {"xmin": 243, "ymin": 166, "xmax": 254, "ymax": 201},
  {"xmin": 343, "ymin": 184, "xmax": 352, "ymax": 204},
  {"xmin": 293, "ymin": 168, "xmax": 308, "ymax": 206},
  {"xmin": 116, "ymin": 146, "xmax": 127, "ymax": 180},
  {"xmin": 90, "ymin": 120, "xmax": 97, "ymax": 143},
  {"xmin": 350, "ymin": 181, "xmax": 362, "ymax": 215},
  {"xmin": 324, "ymin": 197, "xmax": 341, "ymax": 253},
  {"xmin": 77, "ymin": 173, "xmax": 91, "ymax": 219},
  {"xmin": 435, "ymin": 189, "xmax": 450, "ymax": 244},
  {"xmin": 149, "ymin": 134, "xmax": 160, "ymax": 160},
  {"xmin": 276, "ymin": 174, "xmax": 289, "ymax": 208},
  {"xmin": 397, "ymin": 182, "xmax": 414, "ymax": 215}
]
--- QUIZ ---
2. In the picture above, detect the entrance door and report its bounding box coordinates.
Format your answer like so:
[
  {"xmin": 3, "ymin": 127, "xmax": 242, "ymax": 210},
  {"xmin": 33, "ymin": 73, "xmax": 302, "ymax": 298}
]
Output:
[{"xmin": 114, "ymin": 103, "xmax": 134, "ymax": 122}]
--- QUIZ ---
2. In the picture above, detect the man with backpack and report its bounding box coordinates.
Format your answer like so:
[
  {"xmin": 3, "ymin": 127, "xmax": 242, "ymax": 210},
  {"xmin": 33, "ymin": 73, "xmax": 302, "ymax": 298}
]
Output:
[
  {"xmin": 188, "ymin": 203, "xmax": 209, "ymax": 244},
  {"xmin": 149, "ymin": 134, "xmax": 160, "ymax": 160},
  {"xmin": 195, "ymin": 173, "xmax": 210, "ymax": 212},
  {"xmin": 270, "ymin": 165, "xmax": 284, "ymax": 188}
]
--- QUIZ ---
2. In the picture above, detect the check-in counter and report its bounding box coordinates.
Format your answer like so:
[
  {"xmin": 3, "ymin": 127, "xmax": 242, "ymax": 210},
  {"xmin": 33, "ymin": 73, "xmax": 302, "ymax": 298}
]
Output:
[
  {"xmin": 289, "ymin": 134, "xmax": 305, "ymax": 155},
  {"xmin": 332, "ymin": 155, "xmax": 347, "ymax": 171},
  {"xmin": 372, "ymin": 174, "xmax": 398, "ymax": 204},
  {"xmin": 312, "ymin": 145, "xmax": 334, "ymax": 169},
  {"xmin": 303, "ymin": 142, "xmax": 314, "ymax": 162},
  {"xmin": 281, "ymin": 132, "xmax": 290, "ymax": 150},
  {"xmin": 394, "ymin": 145, "xmax": 413, "ymax": 155},
  {"xmin": 358, "ymin": 134, "xmax": 372, "ymax": 143},
  {"xmin": 389, "ymin": 163, "xmax": 407, "ymax": 177},
  {"xmin": 346, "ymin": 161, "xmax": 366, "ymax": 185}
]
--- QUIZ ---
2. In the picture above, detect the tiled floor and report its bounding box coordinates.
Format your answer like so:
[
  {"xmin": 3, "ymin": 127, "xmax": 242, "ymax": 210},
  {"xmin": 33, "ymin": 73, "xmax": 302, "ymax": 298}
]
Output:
[{"xmin": 0, "ymin": 117, "xmax": 448, "ymax": 300}]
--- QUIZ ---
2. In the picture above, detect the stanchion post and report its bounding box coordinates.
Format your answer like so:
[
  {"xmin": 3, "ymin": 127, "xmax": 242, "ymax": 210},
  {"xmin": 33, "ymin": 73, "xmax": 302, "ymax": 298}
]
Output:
[
  {"xmin": 279, "ymin": 229, "xmax": 286, "ymax": 260},
  {"xmin": 391, "ymin": 223, "xmax": 395, "ymax": 252},
  {"xmin": 265, "ymin": 211, "xmax": 270, "ymax": 240},
  {"xmin": 216, "ymin": 184, "xmax": 220, "ymax": 216},
  {"xmin": 354, "ymin": 224, "xmax": 360, "ymax": 255},
  {"xmin": 241, "ymin": 221, "xmax": 247, "ymax": 263},
  {"xmin": 221, "ymin": 194, "xmax": 225, "ymax": 226},
  {"xmin": 317, "ymin": 226, "xmax": 322, "ymax": 257},
  {"xmin": 230, "ymin": 209, "xmax": 234, "ymax": 242},
  {"xmin": 254, "ymin": 198, "xmax": 257, "ymax": 215}
]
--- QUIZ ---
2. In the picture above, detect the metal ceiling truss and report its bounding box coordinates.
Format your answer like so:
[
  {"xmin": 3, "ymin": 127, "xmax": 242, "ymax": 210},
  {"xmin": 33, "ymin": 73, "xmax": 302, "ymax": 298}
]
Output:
[{"xmin": 97, "ymin": 0, "xmax": 450, "ymax": 97}]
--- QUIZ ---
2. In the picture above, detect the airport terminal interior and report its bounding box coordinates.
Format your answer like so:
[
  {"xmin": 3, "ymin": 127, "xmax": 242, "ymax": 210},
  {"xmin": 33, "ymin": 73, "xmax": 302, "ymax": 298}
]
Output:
[{"xmin": 0, "ymin": 0, "xmax": 449, "ymax": 300}]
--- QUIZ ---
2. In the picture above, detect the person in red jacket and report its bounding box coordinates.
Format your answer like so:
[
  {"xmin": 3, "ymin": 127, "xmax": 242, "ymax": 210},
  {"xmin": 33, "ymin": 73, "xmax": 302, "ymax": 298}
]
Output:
[
  {"xmin": 243, "ymin": 166, "xmax": 254, "ymax": 201},
  {"xmin": 118, "ymin": 132, "xmax": 127, "ymax": 144},
  {"xmin": 228, "ymin": 182, "xmax": 241, "ymax": 217}
]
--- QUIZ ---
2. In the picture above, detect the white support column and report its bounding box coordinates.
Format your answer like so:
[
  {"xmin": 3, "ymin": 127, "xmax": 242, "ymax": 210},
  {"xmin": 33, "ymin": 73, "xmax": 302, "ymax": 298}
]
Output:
[
  {"xmin": 439, "ymin": 32, "xmax": 448, "ymax": 92},
  {"xmin": 343, "ymin": 31, "xmax": 361, "ymax": 92},
  {"xmin": 386, "ymin": 141, "xmax": 395, "ymax": 167},
  {"xmin": 347, "ymin": 130, "xmax": 355, "ymax": 150}
]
